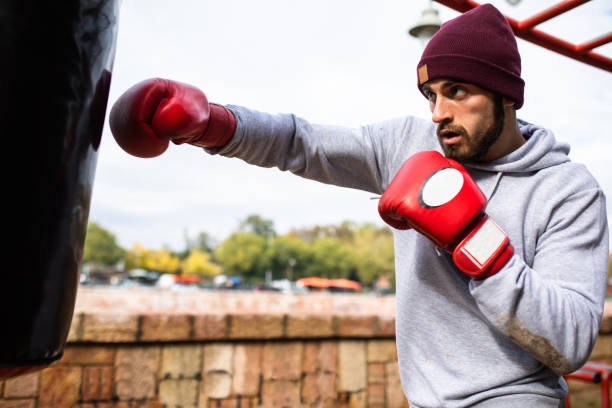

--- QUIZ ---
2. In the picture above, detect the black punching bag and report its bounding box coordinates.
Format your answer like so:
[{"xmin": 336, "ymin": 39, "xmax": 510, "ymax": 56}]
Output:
[{"xmin": 0, "ymin": 0, "xmax": 119, "ymax": 379}]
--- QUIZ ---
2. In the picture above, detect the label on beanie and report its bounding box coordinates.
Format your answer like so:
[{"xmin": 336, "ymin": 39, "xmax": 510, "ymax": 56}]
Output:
[{"xmin": 418, "ymin": 64, "xmax": 429, "ymax": 84}]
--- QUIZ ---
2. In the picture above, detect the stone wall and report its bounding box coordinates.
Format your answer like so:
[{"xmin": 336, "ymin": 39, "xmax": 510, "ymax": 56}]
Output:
[
  {"xmin": 0, "ymin": 339, "xmax": 407, "ymax": 408},
  {"xmin": 0, "ymin": 289, "xmax": 611, "ymax": 408},
  {"xmin": 0, "ymin": 289, "xmax": 406, "ymax": 408}
]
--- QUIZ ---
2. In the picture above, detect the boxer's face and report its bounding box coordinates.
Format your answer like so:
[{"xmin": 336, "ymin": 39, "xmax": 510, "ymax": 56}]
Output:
[{"xmin": 422, "ymin": 79, "xmax": 504, "ymax": 162}]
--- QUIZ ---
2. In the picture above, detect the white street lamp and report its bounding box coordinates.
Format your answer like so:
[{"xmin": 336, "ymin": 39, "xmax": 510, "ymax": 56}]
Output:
[{"xmin": 408, "ymin": 2, "xmax": 442, "ymax": 45}]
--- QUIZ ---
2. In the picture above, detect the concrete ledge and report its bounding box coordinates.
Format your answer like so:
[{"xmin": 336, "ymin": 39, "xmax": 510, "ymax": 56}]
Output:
[
  {"xmin": 67, "ymin": 312, "xmax": 396, "ymax": 343},
  {"xmin": 67, "ymin": 288, "xmax": 612, "ymax": 344}
]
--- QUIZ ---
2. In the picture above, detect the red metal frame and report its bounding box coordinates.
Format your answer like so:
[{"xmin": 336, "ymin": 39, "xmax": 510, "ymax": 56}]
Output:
[
  {"xmin": 432, "ymin": 0, "xmax": 612, "ymax": 72},
  {"xmin": 563, "ymin": 362, "xmax": 612, "ymax": 408}
]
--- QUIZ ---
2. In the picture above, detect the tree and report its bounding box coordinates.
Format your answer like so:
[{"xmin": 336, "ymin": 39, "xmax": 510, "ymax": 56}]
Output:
[
  {"xmin": 211, "ymin": 218, "xmax": 396, "ymax": 286},
  {"xmin": 290, "ymin": 221, "xmax": 355, "ymax": 243},
  {"xmin": 267, "ymin": 234, "xmax": 313, "ymax": 280},
  {"xmin": 124, "ymin": 243, "xmax": 147, "ymax": 271},
  {"xmin": 305, "ymin": 237, "xmax": 357, "ymax": 279},
  {"xmin": 214, "ymin": 233, "xmax": 269, "ymax": 280},
  {"xmin": 182, "ymin": 249, "xmax": 222, "ymax": 276},
  {"xmin": 185, "ymin": 231, "xmax": 217, "ymax": 254},
  {"xmin": 124, "ymin": 244, "xmax": 180, "ymax": 274},
  {"xmin": 239, "ymin": 214, "xmax": 276, "ymax": 241},
  {"xmin": 83, "ymin": 222, "xmax": 125, "ymax": 267},
  {"xmin": 350, "ymin": 224, "xmax": 395, "ymax": 286}
]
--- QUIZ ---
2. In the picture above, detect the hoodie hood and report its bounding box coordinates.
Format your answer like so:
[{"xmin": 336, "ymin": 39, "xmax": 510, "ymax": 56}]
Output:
[{"xmin": 463, "ymin": 119, "xmax": 571, "ymax": 174}]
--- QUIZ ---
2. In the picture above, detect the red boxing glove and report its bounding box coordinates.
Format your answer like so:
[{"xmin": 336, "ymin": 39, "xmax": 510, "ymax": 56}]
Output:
[
  {"xmin": 378, "ymin": 151, "xmax": 514, "ymax": 279},
  {"xmin": 109, "ymin": 78, "xmax": 236, "ymax": 158}
]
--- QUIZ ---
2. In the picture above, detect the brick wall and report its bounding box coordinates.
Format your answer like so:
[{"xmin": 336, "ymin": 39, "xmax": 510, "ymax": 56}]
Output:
[
  {"xmin": 1, "ymin": 289, "xmax": 610, "ymax": 408},
  {"xmin": 0, "ymin": 289, "xmax": 405, "ymax": 408},
  {"xmin": 0, "ymin": 315, "xmax": 405, "ymax": 408}
]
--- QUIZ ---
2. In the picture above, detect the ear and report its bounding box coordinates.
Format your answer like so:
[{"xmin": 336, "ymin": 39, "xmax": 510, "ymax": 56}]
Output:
[{"xmin": 502, "ymin": 98, "xmax": 516, "ymax": 108}]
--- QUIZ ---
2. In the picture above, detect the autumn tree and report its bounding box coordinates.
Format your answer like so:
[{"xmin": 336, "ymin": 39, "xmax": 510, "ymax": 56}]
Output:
[
  {"xmin": 181, "ymin": 249, "xmax": 222, "ymax": 276},
  {"xmin": 124, "ymin": 244, "xmax": 180, "ymax": 274}
]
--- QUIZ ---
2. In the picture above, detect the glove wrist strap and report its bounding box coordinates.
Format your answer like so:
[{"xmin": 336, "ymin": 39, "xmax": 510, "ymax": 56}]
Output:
[
  {"xmin": 190, "ymin": 104, "xmax": 236, "ymax": 148},
  {"xmin": 452, "ymin": 215, "xmax": 514, "ymax": 279}
]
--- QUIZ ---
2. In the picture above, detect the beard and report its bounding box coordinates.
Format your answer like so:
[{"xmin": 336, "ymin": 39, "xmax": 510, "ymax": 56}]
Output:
[{"xmin": 437, "ymin": 96, "xmax": 505, "ymax": 162}]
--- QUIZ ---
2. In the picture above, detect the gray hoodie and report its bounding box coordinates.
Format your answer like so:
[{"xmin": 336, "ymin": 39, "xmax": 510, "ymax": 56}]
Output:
[{"xmin": 208, "ymin": 106, "xmax": 609, "ymax": 407}]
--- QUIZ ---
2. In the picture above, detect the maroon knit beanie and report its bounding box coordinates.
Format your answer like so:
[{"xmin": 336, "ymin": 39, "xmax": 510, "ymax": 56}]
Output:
[{"xmin": 417, "ymin": 3, "xmax": 524, "ymax": 109}]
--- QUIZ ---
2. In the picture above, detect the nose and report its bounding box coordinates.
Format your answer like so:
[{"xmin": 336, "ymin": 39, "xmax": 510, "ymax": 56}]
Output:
[{"xmin": 431, "ymin": 97, "xmax": 453, "ymax": 124}]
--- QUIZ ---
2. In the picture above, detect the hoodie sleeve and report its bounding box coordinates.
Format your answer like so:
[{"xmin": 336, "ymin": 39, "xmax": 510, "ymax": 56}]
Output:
[
  {"xmin": 469, "ymin": 186, "xmax": 609, "ymax": 375},
  {"xmin": 204, "ymin": 105, "xmax": 384, "ymax": 194},
  {"xmin": 205, "ymin": 105, "xmax": 437, "ymax": 195}
]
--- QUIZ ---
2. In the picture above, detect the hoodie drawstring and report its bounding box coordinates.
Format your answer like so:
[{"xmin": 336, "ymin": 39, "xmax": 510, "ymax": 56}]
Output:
[{"xmin": 487, "ymin": 171, "xmax": 504, "ymax": 202}]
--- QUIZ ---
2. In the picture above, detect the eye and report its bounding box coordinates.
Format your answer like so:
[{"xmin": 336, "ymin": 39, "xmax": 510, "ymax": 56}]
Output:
[
  {"xmin": 424, "ymin": 90, "xmax": 436, "ymax": 102},
  {"xmin": 450, "ymin": 86, "xmax": 467, "ymax": 98}
]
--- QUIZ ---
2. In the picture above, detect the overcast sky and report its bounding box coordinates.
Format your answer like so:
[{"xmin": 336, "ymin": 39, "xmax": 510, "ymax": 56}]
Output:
[{"xmin": 90, "ymin": 0, "xmax": 612, "ymax": 251}]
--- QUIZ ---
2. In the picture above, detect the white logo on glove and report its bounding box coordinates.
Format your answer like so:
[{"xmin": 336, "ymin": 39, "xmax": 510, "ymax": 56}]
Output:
[{"xmin": 420, "ymin": 167, "xmax": 464, "ymax": 208}]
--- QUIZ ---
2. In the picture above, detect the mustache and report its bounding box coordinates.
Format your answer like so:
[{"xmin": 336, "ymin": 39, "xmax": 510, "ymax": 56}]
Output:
[{"xmin": 436, "ymin": 123, "xmax": 467, "ymax": 138}]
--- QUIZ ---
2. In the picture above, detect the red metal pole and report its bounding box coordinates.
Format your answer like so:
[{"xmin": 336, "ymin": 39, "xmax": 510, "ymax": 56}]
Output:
[
  {"xmin": 431, "ymin": 0, "xmax": 612, "ymax": 72},
  {"xmin": 564, "ymin": 369, "xmax": 601, "ymax": 383},
  {"xmin": 602, "ymin": 372, "xmax": 609, "ymax": 408},
  {"xmin": 582, "ymin": 363, "xmax": 612, "ymax": 408},
  {"xmin": 576, "ymin": 33, "xmax": 612, "ymax": 53},
  {"xmin": 432, "ymin": 0, "xmax": 479, "ymax": 13},
  {"xmin": 518, "ymin": 0, "xmax": 590, "ymax": 29},
  {"xmin": 507, "ymin": 20, "xmax": 612, "ymax": 72}
]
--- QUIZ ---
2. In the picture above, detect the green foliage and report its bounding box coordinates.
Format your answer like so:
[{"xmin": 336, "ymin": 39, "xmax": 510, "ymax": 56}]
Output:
[
  {"xmin": 287, "ymin": 221, "xmax": 395, "ymax": 285},
  {"xmin": 214, "ymin": 233, "xmax": 269, "ymax": 278},
  {"xmin": 187, "ymin": 231, "xmax": 217, "ymax": 253},
  {"xmin": 266, "ymin": 235, "xmax": 313, "ymax": 280},
  {"xmin": 306, "ymin": 237, "xmax": 358, "ymax": 279},
  {"xmin": 82, "ymin": 216, "xmax": 396, "ymax": 289},
  {"xmin": 290, "ymin": 221, "xmax": 356, "ymax": 243},
  {"xmin": 83, "ymin": 222, "xmax": 125, "ymax": 266},
  {"xmin": 239, "ymin": 214, "xmax": 276, "ymax": 240},
  {"xmin": 124, "ymin": 244, "xmax": 181, "ymax": 274},
  {"xmin": 350, "ymin": 224, "xmax": 395, "ymax": 286}
]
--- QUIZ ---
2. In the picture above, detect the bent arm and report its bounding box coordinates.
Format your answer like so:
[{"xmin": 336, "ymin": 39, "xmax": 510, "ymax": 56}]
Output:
[{"xmin": 470, "ymin": 188, "xmax": 609, "ymax": 374}]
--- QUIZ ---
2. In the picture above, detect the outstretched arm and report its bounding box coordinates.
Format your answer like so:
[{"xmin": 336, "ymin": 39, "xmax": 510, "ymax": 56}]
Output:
[{"xmin": 110, "ymin": 77, "xmax": 438, "ymax": 195}]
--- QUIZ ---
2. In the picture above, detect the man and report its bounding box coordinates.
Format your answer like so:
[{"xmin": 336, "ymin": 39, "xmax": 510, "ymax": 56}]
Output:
[{"xmin": 109, "ymin": 4, "xmax": 609, "ymax": 407}]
